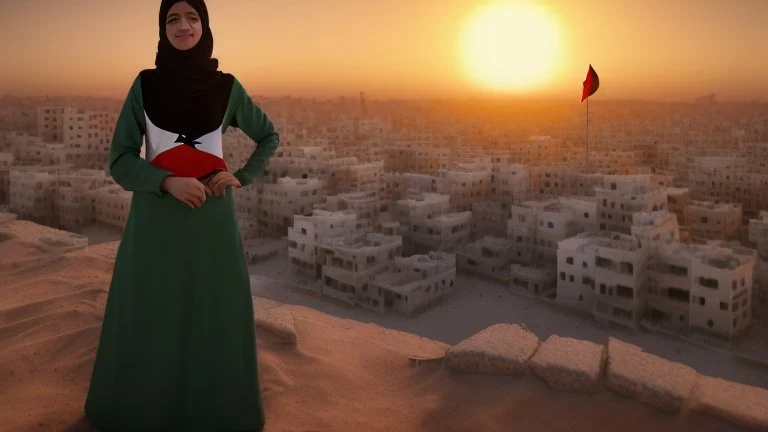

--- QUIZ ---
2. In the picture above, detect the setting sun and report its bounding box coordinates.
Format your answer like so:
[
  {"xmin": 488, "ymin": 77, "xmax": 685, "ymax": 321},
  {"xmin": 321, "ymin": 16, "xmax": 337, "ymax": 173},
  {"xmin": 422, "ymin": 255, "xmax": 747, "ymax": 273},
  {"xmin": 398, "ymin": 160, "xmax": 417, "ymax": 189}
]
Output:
[{"xmin": 459, "ymin": 2, "xmax": 561, "ymax": 94}]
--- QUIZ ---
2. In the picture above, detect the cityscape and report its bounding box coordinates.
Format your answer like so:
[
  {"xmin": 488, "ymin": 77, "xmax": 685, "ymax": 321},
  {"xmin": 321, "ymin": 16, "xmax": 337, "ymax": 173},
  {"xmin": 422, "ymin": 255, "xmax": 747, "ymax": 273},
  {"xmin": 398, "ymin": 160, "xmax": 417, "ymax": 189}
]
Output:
[
  {"xmin": 2, "ymin": 94, "xmax": 767, "ymax": 337},
  {"xmin": 2, "ymin": 0, "xmax": 768, "ymax": 431}
]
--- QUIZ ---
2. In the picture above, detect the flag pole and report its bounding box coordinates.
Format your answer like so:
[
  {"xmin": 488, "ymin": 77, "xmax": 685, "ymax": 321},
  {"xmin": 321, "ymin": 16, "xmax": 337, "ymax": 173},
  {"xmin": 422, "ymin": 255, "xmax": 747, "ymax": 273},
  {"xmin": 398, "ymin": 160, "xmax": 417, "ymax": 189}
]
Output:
[
  {"xmin": 586, "ymin": 98, "xmax": 589, "ymax": 173},
  {"xmin": 582, "ymin": 64, "xmax": 599, "ymax": 175}
]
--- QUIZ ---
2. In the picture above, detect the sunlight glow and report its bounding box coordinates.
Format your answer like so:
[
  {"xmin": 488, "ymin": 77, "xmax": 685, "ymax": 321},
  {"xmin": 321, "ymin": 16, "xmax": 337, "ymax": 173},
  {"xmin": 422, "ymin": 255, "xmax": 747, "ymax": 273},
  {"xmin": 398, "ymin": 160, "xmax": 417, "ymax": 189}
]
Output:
[{"xmin": 460, "ymin": 2, "xmax": 561, "ymax": 93}]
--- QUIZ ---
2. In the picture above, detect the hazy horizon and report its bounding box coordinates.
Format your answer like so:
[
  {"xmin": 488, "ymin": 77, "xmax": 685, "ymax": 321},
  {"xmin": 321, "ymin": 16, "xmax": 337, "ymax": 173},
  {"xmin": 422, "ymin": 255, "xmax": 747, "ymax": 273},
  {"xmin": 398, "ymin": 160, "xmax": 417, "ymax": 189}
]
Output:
[{"xmin": 1, "ymin": 0, "xmax": 767, "ymax": 102}]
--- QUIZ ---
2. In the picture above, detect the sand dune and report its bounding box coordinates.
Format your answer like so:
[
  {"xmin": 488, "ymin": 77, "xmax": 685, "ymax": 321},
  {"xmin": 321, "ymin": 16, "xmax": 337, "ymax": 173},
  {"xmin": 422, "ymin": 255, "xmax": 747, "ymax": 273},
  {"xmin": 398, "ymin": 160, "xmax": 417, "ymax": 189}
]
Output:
[{"xmin": 0, "ymin": 227, "xmax": 760, "ymax": 431}]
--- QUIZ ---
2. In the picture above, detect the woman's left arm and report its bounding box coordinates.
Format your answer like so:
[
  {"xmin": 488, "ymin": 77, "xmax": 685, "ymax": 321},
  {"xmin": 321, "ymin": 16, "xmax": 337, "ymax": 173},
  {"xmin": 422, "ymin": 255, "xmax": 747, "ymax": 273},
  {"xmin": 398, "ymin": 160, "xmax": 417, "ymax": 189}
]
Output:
[{"xmin": 228, "ymin": 78, "xmax": 280, "ymax": 186}]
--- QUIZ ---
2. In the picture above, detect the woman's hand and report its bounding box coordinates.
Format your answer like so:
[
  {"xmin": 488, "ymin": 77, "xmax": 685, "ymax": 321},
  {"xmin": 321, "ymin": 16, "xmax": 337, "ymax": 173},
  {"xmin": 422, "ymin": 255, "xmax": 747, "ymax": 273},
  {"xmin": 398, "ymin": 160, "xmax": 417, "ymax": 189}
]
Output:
[
  {"xmin": 161, "ymin": 176, "xmax": 213, "ymax": 209},
  {"xmin": 206, "ymin": 171, "xmax": 241, "ymax": 196}
]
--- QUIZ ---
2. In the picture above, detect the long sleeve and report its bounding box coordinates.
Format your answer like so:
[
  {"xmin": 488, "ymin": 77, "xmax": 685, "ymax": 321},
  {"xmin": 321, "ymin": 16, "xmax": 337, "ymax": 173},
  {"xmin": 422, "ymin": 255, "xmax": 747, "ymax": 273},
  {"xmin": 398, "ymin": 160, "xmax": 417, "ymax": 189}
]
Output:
[
  {"xmin": 227, "ymin": 78, "xmax": 280, "ymax": 186},
  {"xmin": 107, "ymin": 75, "xmax": 171, "ymax": 195}
]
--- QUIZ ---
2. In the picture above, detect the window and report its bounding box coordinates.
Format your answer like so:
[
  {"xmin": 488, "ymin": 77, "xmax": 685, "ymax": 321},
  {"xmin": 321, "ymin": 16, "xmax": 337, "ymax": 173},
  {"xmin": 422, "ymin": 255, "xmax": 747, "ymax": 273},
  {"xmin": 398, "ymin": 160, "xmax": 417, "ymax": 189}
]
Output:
[
  {"xmin": 720, "ymin": 301, "xmax": 728, "ymax": 311},
  {"xmin": 620, "ymin": 262, "xmax": 634, "ymax": 275},
  {"xmin": 616, "ymin": 285, "xmax": 633, "ymax": 299},
  {"xmin": 566, "ymin": 257, "xmax": 574, "ymax": 265},
  {"xmin": 560, "ymin": 272, "xmax": 566, "ymax": 281}
]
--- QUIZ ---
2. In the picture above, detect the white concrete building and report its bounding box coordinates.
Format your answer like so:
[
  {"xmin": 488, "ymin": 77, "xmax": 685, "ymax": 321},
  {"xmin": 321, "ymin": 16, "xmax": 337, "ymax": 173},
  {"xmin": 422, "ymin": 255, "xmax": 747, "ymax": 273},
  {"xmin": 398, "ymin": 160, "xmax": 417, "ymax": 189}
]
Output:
[
  {"xmin": 288, "ymin": 209, "xmax": 358, "ymax": 277},
  {"xmin": 667, "ymin": 187, "xmax": 692, "ymax": 242},
  {"xmin": 38, "ymin": 105, "xmax": 66, "ymax": 142},
  {"xmin": 384, "ymin": 146, "xmax": 452, "ymax": 174},
  {"xmin": 556, "ymin": 234, "xmax": 598, "ymax": 309},
  {"xmin": 255, "ymin": 177, "xmax": 326, "ymax": 236},
  {"xmin": 402, "ymin": 173, "xmax": 437, "ymax": 195},
  {"xmin": 536, "ymin": 200, "xmax": 590, "ymax": 261},
  {"xmin": 510, "ymin": 263, "xmax": 557, "ymax": 298},
  {"xmin": 56, "ymin": 169, "xmax": 109, "ymax": 231},
  {"xmin": 8, "ymin": 165, "xmax": 68, "ymax": 226},
  {"xmin": 370, "ymin": 252, "xmax": 456, "ymax": 316},
  {"xmin": 507, "ymin": 201, "xmax": 541, "ymax": 264},
  {"xmin": 435, "ymin": 163, "xmax": 491, "ymax": 212},
  {"xmin": 381, "ymin": 172, "xmax": 405, "ymax": 210},
  {"xmin": 87, "ymin": 185, "xmax": 132, "ymax": 230},
  {"xmin": 471, "ymin": 201, "xmax": 511, "ymax": 239},
  {"xmin": 592, "ymin": 233, "xmax": 651, "ymax": 330},
  {"xmin": 410, "ymin": 211, "xmax": 472, "ymax": 254},
  {"xmin": 688, "ymin": 243, "xmax": 755, "ymax": 338},
  {"xmin": 596, "ymin": 183, "xmax": 668, "ymax": 235},
  {"xmin": 686, "ymin": 201, "xmax": 742, "ymax": 244},
  {"xmin": 0, "ymin": 152, "xmax": 13, "ymax": 204},
  {"xmin": 323, "ymin": 190, "xmax": 380, "ymax": 233},
  {"xmin": 630, "ymin": 210, "xmax": 681, "ymax": 252},
  {"xmin": 396, "ymin": 192, "xmax": 450, "ymax": 255},
  {"xmin": 490, "ymin": 163, "xmax": 527, "ymax": 204},
  {"xmin": 508, "ymin": 198, "xmax": 594, "ymax": 265},
  {"xmin": 320, "ymin": 233, "xmax": 403, "ymax": 306},
  {"xmin": 748, "ymin": 211, "xmax": 768, "ymax": 321},
  {"xmin": 456, "ymin": 236, "xmax": 516, "ymax": 281}
]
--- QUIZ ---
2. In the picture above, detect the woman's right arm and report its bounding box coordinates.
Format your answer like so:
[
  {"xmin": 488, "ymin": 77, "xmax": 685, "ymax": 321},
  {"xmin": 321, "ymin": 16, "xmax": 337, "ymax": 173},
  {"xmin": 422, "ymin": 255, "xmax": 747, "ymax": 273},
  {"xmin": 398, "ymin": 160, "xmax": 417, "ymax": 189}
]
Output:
[{"xmin": 107, "ymin": 75, "xmax": 171, "ymax": 196}]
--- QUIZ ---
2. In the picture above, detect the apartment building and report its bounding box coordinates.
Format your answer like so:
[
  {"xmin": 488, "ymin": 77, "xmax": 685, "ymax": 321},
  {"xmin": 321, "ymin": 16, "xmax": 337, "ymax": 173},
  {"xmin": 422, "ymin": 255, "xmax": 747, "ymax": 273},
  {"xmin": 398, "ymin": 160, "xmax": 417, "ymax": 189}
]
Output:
[{"xmin": 370, "ymin": 252, "xmax": 456, "ymax": 316}]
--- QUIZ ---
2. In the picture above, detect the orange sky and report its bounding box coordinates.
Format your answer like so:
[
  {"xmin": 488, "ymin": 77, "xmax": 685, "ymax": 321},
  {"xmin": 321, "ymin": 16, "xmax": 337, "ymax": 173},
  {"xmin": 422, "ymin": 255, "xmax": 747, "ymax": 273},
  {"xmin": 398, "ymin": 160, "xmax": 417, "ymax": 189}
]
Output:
[{"xmin": 1, "ymin": 0, "xmax": 766, "ymax": 101}]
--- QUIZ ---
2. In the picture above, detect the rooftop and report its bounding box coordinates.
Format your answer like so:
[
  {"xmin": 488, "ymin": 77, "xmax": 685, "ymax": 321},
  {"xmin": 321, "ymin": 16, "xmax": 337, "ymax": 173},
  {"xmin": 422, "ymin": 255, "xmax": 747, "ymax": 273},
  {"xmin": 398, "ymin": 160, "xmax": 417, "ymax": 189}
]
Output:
[
  {"xmin": 632, "ymin": 210, "xmax": 677, "ymax": 227},
  {"xmin": 322, "ymin": 232, "xmax": 401, "ymax": 250},
  {"xmin": 509, "ymin": 263, "xmax": 554, "ymax": 279},
  {"xmin": 373, "ymin": 252, "xmax": 455, "ymax": 289},
  {"xmin": 689, "ymin": 200, "xmax": 742, "ymax": 211},
  {"xmin": 658, "ymin": 242, "xmax": 755, "ymax": 270},
  {"xmin": 667, "ymin": 187, "xmax": 690, "ymax": 195}
]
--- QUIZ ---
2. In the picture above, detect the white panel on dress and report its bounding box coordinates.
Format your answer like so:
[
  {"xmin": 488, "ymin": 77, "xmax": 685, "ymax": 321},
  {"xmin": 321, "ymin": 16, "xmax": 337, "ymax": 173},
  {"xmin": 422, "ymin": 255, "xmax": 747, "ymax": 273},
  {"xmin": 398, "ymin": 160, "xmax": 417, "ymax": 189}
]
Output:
[
  {"xmin": 144, "ymin": 113, "xmax": 181, "ymax": 162},
  {"xmin": 192, "ymin": 127, "xmax": 224, "ymax": 158},
  {"xmin": 144, "ymin": 112, "xmax": 223, "ymax": 161}
]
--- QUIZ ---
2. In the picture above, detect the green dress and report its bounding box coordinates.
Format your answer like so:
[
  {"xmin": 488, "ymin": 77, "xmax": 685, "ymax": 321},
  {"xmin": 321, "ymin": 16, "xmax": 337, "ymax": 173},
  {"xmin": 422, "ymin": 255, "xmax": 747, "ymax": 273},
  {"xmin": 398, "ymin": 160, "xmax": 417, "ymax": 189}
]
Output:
[{"xmin": 84, "ymin": 73, "xmax": 279, "ymax": 431}]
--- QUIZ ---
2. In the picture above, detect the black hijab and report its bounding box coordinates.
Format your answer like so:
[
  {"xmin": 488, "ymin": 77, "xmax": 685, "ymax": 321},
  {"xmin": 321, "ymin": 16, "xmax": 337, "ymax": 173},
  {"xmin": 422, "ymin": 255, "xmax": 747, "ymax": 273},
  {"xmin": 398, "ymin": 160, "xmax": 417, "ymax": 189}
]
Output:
[
  {"xmin": 140, "ymin": 0, "xmax": 235, "ymax": 143},
  {"xmin": 154, "ymin": 0, "xmax": 223, "ymax": 97}
]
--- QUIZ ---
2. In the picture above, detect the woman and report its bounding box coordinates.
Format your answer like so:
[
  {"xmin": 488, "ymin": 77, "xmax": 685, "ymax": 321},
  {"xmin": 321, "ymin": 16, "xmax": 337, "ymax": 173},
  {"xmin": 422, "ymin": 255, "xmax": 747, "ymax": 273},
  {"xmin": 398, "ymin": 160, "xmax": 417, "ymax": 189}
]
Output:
[{"xmin": 84, "ymin": 1, "xmax": 278, "ymax": 430}]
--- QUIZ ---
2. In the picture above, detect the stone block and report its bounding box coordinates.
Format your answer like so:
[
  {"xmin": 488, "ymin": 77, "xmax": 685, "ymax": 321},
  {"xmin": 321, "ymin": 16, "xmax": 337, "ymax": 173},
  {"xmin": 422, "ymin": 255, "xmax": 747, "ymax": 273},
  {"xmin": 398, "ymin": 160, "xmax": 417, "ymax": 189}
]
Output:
[
  {"xmin": 445, "ymin": 323, "xmax": 540, "ymax": 375},
  {"xmin": 605, "ymin": 337, "xmax": 696, "ymax": 412},
  {"xmin": 529, "ymin": 335, "xmax": 605, "ymax": 393},
  {"xmin": 687, "ymin": 374, "xmax": 768, "ymax": 431}
]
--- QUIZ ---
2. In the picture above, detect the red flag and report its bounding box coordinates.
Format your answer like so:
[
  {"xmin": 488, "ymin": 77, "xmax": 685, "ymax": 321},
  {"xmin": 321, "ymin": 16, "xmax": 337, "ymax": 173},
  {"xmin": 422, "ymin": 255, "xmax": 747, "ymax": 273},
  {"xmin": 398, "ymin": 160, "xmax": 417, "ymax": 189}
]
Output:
[{"xmin": 581, "ymin": 64, "xmax": 599, "ymax": 102}]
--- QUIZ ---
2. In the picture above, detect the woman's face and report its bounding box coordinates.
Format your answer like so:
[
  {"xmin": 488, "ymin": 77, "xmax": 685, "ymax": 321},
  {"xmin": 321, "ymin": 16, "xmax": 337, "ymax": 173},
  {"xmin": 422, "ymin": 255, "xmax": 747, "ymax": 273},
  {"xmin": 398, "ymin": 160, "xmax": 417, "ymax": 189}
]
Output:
[{"xmin": 165, "ymin": 2, "xmax": 203, "ymax": 51}]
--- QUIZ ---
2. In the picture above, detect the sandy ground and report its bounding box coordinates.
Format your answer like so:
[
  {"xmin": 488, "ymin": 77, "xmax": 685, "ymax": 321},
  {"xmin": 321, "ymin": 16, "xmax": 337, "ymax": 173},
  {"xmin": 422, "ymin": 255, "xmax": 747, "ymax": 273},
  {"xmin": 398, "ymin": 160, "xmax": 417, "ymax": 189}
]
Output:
[
  {"xmin": 77, "ymin": 224, "xmax": 122, "ymax": 246},
  {"xmin": 249, "ymin": 251, "xmax": 768, "ymax": 390},
  {"xmin": 0, "ymin": 238, "xmax": 753, "ymax": 431}
]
